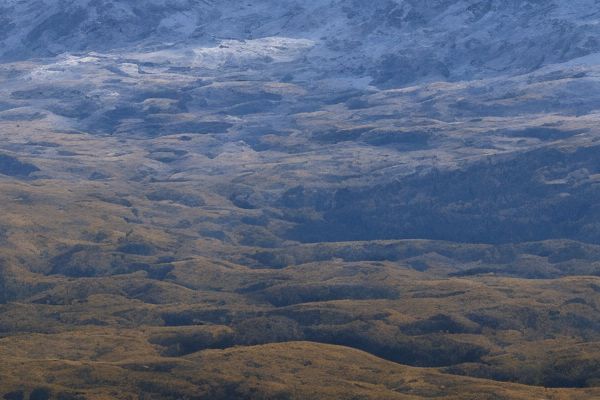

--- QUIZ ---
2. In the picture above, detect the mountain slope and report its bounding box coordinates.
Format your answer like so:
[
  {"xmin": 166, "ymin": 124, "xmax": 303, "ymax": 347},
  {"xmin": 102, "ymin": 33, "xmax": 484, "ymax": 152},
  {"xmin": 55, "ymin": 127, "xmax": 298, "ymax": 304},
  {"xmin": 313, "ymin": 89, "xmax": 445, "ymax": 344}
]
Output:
[
  {"xmin": 1, "ymin": 1, "xmax": 600, "ymax": 399},
  {"xmin": 2, "ymin": 0, "xmax": 600, "ymax": 86}
]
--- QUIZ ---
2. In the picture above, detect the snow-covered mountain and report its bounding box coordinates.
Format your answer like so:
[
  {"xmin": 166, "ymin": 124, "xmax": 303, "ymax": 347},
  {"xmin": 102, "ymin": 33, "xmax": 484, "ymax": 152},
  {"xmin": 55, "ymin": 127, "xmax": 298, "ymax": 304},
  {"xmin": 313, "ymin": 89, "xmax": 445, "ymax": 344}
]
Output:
[{"xmin": 2, "ymin": 0, "xmax": 600, "ymax": 86}]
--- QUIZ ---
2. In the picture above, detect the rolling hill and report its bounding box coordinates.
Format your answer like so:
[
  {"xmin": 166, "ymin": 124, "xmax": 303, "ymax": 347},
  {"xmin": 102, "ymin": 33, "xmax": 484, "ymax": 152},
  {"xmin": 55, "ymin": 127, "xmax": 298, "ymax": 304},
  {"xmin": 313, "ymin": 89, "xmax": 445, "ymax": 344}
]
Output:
[{"xmin": 1, "ymin": 1, "xmax": 600, "ymax": 399}]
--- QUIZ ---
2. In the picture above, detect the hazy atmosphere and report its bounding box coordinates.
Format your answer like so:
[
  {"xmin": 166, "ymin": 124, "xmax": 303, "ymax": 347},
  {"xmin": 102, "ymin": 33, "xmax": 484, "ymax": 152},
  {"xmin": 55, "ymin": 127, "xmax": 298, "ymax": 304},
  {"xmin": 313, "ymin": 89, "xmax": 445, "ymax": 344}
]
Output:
[{"xmin": 1, "ymin": 1, "xmax": 600, "ymax": 399}]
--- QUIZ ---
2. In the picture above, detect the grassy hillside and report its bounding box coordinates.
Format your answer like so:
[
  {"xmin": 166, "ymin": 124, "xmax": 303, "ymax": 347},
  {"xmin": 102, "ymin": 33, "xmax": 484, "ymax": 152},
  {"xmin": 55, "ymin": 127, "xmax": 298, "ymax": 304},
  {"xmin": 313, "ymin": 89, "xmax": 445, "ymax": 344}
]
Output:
[
  {"xmin": 2, "ymin": 339, "xmax": 600, "ymax": 400},
  {"xmin": 1, "ymin": 7, "xmax": 600, "ymax": 396}
]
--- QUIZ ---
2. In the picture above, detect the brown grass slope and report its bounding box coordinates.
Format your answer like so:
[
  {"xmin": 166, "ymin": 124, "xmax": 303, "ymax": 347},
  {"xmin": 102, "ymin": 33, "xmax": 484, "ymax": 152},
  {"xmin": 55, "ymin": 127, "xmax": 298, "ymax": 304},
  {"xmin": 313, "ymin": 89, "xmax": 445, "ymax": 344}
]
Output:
[{"xmin": 2, "ymin": 337, "xmax": 600, "ymax": 400}]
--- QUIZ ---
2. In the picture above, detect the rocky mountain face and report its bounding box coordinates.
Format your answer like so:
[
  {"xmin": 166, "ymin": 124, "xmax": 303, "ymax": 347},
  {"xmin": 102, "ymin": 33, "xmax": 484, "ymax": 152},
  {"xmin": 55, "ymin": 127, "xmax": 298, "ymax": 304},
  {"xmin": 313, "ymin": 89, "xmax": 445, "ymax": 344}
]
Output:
[
  {"xmin": 2, "ymin": 0, "xmax": 600, "ymax": 85},
  {"xmin": 1, "ymin": 1, "xmax": 600, "ymax": 399}
]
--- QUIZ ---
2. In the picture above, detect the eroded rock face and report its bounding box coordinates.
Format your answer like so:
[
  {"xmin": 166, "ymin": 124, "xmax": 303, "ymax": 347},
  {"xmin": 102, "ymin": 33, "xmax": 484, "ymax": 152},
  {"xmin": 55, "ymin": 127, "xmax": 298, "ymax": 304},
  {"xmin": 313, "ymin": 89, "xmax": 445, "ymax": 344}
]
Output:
[{"xmin": 1, "ymin": 1, "xmax": 600, "ymax": 87}]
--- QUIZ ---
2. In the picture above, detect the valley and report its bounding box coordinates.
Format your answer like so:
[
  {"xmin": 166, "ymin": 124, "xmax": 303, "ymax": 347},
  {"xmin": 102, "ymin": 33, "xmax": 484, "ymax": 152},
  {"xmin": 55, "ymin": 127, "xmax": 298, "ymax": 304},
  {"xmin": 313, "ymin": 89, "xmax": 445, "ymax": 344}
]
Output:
[{"xmin": 0, "ymin": 1, "xmax": 600, "ymax": 399}]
